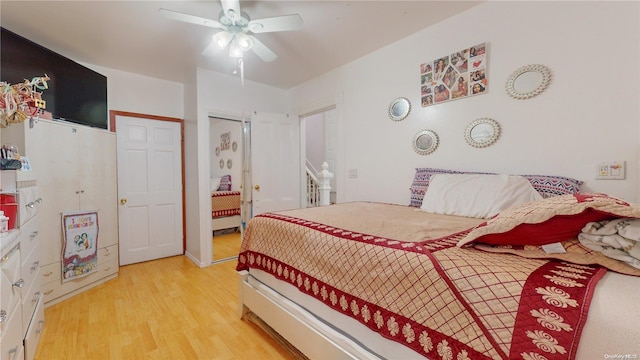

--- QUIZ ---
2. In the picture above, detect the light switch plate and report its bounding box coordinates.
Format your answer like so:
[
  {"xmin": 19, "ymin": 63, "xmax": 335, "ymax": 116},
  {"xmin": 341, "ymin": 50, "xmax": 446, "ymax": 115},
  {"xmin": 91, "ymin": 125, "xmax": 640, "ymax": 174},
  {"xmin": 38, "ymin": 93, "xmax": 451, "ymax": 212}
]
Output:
[{"xmin": 596, "ymin": 161, "xmax": 626, "ymax": 180}]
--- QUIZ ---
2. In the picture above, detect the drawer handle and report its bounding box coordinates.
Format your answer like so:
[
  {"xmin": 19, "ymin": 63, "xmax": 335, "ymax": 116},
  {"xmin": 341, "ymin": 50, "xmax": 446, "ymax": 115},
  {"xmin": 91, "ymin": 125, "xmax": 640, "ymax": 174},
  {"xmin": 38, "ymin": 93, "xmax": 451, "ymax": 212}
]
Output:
[
  {"xmin": 43, "ymin": 271, "xmax": 53, "ymax": 277},
  {"xmin": 36, "ymin": 197, "xmax": 43, "ymax": 204},
  {"xmin": 0, "ymin": 309, "xmax": 6, "ymax": 323},
  {"xmin": 30, "ymin": 230, "xmax": 39, "ymax": 239},
  {"xmin": 103, "ymin": 267, "xmax": 111, "ymax": 272},
  {"xmin": 13, "ymin": 279, "xmax": 25, "ymax": 288},
  {"xmin": 43, "ymin": 290, "xmax": 54, "ymax": 295},
  {"xmin": 31, "ymin": 261, "xmax": 40, "ymax": 271},
  {"xmin": 27, "ymin": 202, "xmax": 35, "ymax": 208}
]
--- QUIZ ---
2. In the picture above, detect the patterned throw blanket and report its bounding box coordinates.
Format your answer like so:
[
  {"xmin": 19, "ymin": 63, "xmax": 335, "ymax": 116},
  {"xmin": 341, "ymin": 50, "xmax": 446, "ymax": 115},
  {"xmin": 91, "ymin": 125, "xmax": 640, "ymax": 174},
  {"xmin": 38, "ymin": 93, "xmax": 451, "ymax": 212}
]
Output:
[{"xmin": 237, "ymin": 202, "xmax": 605, "ymax": 360}]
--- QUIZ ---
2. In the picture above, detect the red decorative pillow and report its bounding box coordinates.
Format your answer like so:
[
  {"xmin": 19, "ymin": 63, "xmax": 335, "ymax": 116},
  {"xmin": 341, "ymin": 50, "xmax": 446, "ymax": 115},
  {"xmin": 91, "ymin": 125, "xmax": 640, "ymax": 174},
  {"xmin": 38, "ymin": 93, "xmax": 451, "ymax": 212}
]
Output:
[{"xmin": 457, "ymin": 193, "xmax": 640, "ymax": 247}]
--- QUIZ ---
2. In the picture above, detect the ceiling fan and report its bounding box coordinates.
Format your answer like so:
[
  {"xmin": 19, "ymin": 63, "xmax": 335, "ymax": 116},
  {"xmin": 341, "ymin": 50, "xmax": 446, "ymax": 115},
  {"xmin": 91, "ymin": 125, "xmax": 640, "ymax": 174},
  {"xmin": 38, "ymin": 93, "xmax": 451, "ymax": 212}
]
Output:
[{"xmin": 159, "ymin": 0, "xmax": 302, "ymax": 62}]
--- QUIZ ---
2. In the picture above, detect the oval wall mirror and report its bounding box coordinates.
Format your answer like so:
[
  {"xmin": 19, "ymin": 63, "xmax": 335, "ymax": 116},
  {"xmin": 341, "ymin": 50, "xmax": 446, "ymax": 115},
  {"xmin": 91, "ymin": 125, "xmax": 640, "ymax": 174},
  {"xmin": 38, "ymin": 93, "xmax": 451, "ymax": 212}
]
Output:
[
  {"xmin": 388, "ymin": 97, "xmax": 411, "ymax": 121},
  {"xmin": 506, "ymin": 64, "xmax": 551, "ymax": 99},
  {"xmin": 465, "ymin": 118, "xmax": 501, "ymax": 148},
  {"xmin": 411, "ymin": 129, "xmax": 439, "ymax": 155}
]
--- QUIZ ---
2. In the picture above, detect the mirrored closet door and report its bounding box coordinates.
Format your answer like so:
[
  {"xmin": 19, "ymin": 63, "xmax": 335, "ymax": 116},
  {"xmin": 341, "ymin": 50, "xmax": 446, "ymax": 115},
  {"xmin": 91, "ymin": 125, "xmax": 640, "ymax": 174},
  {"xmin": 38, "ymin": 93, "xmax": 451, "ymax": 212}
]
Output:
[{"xmin": 210, "ymin": 117, "xmax": 246, "ymax": 262}]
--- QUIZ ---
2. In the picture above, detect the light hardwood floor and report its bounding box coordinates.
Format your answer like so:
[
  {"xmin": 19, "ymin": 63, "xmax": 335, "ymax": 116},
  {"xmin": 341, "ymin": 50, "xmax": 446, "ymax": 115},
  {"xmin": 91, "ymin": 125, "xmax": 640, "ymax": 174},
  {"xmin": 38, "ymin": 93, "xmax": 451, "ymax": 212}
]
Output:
[
  {"xmin": 34, "ymin": 255, "xmax": 296, "ymax": 360},
  {"xmin": 213, "ymin": 232, "xmax": 242, "ymax": 261}
]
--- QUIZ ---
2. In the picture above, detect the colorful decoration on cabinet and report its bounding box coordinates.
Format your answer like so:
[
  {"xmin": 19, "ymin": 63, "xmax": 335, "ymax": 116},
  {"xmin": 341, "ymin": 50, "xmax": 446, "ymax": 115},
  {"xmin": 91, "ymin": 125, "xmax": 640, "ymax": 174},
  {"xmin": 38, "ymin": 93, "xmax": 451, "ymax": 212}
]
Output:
[
  {"xmin": 0, "ymin": 75, "xmax": 50, "ymax": 127},
  {"xmin": 62, "ymin": 210, "xmax": 99, "ymax": 282},
  {"xmin": 420, "ymin": 43, "xmax": 487, "ymax": 107}
]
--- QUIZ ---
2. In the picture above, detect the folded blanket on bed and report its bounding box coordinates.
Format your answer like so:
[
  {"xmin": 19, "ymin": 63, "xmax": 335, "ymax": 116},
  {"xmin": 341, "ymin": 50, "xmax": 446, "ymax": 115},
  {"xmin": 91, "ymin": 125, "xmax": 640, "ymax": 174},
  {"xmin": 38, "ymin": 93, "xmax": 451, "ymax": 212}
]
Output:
[{"xmin": 578, "ymin": 218, "xmax": 640, "ymax": 269}]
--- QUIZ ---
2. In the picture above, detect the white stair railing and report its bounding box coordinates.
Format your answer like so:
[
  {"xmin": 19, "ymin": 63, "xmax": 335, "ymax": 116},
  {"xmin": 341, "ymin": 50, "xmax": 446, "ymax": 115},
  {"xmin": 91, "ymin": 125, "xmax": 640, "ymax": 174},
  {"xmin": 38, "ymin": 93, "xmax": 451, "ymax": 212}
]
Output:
[
  {"xmin": 306, "ymin": 161, "xmax": 333, "ymax": 207},
  {"xmin": 316, "ymin": 162, "xmax": 333, "ymax": 206},
  {"xmin": 306, "ymin": 170, "xmax": 320, "ymax": 207}
]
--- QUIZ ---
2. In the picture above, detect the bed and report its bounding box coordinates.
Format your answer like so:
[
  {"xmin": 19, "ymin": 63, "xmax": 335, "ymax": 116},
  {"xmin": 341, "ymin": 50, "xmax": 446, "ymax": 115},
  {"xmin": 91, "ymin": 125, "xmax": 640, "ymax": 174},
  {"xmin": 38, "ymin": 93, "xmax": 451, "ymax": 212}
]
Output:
[
  {"xmin": 236, "ymin": 169, "xmax": 640, "ymax": 360},
  {"xmin": 211, "ymin": 175, "xmax": 241, "ymax": 231}
]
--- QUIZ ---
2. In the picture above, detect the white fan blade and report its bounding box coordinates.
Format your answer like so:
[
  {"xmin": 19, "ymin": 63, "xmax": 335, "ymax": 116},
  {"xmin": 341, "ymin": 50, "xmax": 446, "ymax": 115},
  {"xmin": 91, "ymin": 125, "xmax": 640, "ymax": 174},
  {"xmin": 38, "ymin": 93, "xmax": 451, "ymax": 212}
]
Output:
[
  {"xmin": 221, "ymin": 0, "xmax": 241, "ymax": 19},
  {"xmin": 248, "ymin": 14, "xmax": 303, "ymax": 33},
  {"xmin": 201, "ymin": 41, "xmax": 221, "ymax": 57},
  {"xmin": 249, "ymin": 35, "xmax": 277, "ymax": 62},
  {"xmin": 159, "ymin": 8, "xmax": 225, "ymax": 29}
]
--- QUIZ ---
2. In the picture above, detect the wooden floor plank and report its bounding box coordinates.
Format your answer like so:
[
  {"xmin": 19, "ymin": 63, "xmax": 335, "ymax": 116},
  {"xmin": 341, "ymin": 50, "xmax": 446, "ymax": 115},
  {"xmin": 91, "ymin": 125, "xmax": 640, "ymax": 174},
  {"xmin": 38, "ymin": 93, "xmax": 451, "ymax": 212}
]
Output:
[{"xmin": 34, "ymin": 256, "xmax": 296, "ymax": 360}]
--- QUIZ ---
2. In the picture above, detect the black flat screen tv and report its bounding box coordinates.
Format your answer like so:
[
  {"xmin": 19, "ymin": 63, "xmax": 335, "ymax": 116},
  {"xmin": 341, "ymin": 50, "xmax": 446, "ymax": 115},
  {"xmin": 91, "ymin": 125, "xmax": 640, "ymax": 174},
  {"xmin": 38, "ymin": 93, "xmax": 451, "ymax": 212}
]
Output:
[{"xmin": 1, "ymin": 27, "xmax": 108, "ymax": 129}]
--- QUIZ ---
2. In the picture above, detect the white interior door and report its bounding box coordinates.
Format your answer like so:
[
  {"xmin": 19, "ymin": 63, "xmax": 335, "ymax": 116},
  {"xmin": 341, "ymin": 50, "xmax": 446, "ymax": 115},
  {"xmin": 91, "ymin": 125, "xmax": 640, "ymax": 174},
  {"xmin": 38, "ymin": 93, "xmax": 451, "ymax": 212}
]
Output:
[
  {"xmin": 116, "ymin": 115, "xmax": 183, "ymax": 265},
  {"xmin": 251, "ymin": 112, "xmax": 300, "ymax": 215}
]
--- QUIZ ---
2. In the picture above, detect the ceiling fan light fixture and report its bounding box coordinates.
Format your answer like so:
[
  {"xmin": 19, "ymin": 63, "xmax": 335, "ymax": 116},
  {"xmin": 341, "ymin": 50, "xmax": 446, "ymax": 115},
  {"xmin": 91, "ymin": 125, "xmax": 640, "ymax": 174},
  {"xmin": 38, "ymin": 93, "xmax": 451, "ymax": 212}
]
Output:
[
  {"xmin": 229, "ymin": 41, "xmax": 244, "ymax": 58},
  {"xmin": 212, "ymin": 31, "xmax": 233, "ymax": 49},
  {"xmin": 235, "ymin": 33, "xmax": 254, "ymax": 50}
]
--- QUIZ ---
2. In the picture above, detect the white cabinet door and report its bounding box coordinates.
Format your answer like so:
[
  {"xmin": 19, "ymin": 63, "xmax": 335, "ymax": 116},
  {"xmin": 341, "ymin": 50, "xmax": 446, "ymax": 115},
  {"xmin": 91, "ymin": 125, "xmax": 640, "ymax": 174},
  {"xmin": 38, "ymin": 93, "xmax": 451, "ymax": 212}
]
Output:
[
  {"xmin": 116, "ymin": 116, "xmax": 183, "ymax": 265},
  {"xmin": 250, "ymin": 112, "xmax": 300, "ymax": 216}
]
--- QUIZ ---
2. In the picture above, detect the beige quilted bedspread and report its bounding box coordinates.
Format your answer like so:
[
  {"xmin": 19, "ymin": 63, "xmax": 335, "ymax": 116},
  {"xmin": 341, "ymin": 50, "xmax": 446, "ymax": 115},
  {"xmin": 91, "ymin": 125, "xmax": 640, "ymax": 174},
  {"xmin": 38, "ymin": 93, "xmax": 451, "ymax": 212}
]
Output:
[{"xmin": 238, "ymin": 202, "xmax": 605, "ymax": 359}]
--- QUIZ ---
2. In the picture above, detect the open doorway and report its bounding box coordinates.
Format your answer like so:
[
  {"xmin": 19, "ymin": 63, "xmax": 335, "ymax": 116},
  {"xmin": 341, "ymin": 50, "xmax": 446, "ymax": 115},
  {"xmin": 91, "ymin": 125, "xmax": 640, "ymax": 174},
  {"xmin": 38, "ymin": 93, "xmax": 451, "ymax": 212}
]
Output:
[{"xmin": 301, "ymin": 107, "xmax": 337, "ymax": 206}]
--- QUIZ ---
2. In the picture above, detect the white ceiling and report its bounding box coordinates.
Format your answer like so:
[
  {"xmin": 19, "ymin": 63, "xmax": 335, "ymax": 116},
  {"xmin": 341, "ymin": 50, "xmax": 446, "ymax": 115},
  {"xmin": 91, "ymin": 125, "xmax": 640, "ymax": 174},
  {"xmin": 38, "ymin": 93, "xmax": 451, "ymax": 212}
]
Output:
[{"xmin": 1, "ymin": 1, "xmax": 482, "ymax": 89}]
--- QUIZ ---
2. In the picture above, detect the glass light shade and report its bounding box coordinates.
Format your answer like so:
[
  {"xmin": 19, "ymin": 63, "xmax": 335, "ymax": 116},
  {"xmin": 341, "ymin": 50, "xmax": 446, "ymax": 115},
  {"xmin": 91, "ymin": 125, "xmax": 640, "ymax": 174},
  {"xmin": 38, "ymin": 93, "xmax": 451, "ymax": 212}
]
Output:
[
  {"xmin": 235, "ymin": 33, "xmax": 254, "ymax": 50},
  {"xmin": 229, "ymin": 41, "xmax": 244, "ymax": 58},
  {"xmin": 212, "ymin": 31, "xmax": 233, "ymax": 49}
]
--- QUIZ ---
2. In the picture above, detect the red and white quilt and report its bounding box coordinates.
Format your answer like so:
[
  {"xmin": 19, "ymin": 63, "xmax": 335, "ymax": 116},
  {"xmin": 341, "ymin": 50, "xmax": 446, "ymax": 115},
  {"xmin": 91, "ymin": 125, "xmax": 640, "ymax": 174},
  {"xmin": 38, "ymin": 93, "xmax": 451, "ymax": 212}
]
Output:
[
  {"xmin": 211, "ymin": 190, "xmax": 241, "ymax": 218},
  {"xmin": 237, "ymin": 202, "xmax": 605, "ymax": 359}
]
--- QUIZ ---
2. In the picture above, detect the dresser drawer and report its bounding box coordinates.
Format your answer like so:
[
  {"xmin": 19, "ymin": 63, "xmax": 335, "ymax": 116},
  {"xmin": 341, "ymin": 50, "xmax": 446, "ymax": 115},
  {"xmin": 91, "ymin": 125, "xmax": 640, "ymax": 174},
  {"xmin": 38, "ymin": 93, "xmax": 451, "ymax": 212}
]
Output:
[
  {"xmin": 20, "ymin": 242, "xmax": 41, "ymax": 300},
  {"xmin": 40, "ymin": 261, "xmax": 61, "ymax": 285},
  {"xmin": 21, "ymin": 265, "xmax": 41, "ymax": 333},
  {"xmin": 18, "ymin": 186, "xmax": 40, "ymax": 227},
  {"xmin": 24, "ymin": 296, "xmax": 44, "ymax": 360},
  {"xmin": 1, "ymin": 244, "xmax": 22, "ymax": 334},
  {"xmin": 0, "ymin": 302, "xmax": 22, "ymax": 359},
  {"xmin": 41, "ymin": 245, "xmax": 119, "ymax": 304},
  {"xmin": 18, "ymin": 214, "xmax": 40, "ymax": 262}
]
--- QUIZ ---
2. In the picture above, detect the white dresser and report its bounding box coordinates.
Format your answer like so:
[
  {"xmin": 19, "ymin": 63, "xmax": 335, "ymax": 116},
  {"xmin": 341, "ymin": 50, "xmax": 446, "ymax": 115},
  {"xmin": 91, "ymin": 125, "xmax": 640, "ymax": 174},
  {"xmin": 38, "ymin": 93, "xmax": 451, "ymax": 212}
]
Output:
[{"xmin": 0, "ymin": 170, "xmax": 44, "ymax": 360}]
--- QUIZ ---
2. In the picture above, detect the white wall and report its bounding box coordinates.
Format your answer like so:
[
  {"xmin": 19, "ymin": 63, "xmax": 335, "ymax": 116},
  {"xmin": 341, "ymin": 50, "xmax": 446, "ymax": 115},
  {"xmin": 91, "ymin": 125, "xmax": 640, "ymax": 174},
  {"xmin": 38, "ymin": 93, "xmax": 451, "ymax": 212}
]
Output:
[
  {"xmin": 290, "ymin": 1, "xmax": 640, "ymax": 204},
  {"xmin": 90, "ymin": 65, "xmax": 184, "ymax": 120},
  {"xmin": 210, "ymin": 118, "xmax": 242, "ymax": 190},
  {"xmin": 191, "ymin": 67, "xmax": 291, "ymax": 265},
  {"xmin": 304, "ymin": 112, "xmax": 325, "ymax": 171}
]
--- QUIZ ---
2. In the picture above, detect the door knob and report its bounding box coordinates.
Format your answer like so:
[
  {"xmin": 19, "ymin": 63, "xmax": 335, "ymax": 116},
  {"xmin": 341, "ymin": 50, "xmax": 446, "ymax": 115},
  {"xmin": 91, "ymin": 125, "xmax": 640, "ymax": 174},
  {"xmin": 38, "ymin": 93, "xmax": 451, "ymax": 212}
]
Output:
[
  {"xmin": 120, "ymin": 198, "xmax": 127, "ymax": 205},
  {"xmin": 254, "ymin": 185, "xmax": 260, "ymax": 190}
]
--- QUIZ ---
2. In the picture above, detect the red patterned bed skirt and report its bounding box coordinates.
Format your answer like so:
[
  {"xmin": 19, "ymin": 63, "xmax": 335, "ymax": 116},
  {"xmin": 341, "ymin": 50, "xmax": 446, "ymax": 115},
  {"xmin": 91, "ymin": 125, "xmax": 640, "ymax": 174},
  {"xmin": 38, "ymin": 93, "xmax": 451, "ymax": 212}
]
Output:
[{"xmin": 212, "ymin": 191, "xmax": 241, "ymax": 218}]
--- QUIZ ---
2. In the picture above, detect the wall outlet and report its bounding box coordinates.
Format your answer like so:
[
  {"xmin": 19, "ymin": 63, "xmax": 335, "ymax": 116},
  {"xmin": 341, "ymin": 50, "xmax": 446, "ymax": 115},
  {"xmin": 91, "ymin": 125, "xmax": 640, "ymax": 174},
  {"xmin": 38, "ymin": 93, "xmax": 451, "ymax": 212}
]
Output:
[
  {"xmin": 348, "ymin": 168, "xmax": 358, "ymax": 178},
  {"xmin": 596, "ymin": 161, "xmax": 626, "ymax": 180}
]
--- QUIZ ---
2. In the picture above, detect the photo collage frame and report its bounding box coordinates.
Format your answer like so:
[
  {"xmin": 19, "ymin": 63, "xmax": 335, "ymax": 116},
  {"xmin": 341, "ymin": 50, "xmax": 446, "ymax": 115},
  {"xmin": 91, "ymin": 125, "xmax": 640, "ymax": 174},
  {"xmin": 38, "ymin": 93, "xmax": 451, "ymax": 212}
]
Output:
[{"xmin": 420, "ymin": 42, "xmax": 488, "ymax": 107}]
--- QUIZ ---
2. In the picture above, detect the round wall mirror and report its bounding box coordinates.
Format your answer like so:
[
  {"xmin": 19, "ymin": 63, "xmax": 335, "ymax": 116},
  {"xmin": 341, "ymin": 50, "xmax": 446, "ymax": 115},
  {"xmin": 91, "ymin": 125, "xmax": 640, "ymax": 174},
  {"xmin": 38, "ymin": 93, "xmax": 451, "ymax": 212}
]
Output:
[
  {"xmin": 465, "ymin": 118, "xmax": 500, "ymax": 148},
  {"xmin": 411, "ymin": 129, "xmax": 439, "ymax": 155},
  {"xmin": 388, "ymin": 97, "xmax": 411, "ymax": 121},
  {"xmin": 506, "ymin": 64, "xmax": 551, "ymax": 99}
]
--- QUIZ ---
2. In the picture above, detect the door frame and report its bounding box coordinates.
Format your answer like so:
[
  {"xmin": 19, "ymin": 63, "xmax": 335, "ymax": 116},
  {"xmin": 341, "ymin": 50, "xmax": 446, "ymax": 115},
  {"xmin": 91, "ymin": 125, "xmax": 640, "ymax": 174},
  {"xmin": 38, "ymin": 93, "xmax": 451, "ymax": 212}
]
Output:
[
  {"xmin": 298, "ymin": 93, "xmax": 344, "ymax": 207},
  {"xmin": 109, "ymin": 110, "xmax": 186, "ymax": 253}
]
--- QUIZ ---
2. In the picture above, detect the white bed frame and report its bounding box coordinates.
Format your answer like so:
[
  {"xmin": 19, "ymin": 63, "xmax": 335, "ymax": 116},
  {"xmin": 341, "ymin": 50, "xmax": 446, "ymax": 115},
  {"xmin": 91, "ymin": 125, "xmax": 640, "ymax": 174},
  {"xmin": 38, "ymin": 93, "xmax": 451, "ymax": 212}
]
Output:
[
  {"xmin": 237, "ymin": 270, "xmax": 373, "ymax": 360},
  {"xmin": 238, "ymin": 263, "xmax": 640, "ymax": 360},
  {"xmin": 211, "ymin": 214, "xmax": 241, "ymax": 231}
]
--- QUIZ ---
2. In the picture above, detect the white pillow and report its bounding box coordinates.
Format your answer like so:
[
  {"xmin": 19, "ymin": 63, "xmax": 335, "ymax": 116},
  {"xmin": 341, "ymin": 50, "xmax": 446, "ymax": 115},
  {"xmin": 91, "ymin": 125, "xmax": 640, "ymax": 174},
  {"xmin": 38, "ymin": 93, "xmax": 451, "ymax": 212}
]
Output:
[
  {"xmin": 210, "ymin": 177, "xmax": 222, "ymax": 192},
  {"xmin": 420, "ymin": 174, "xmax": 542, "ymax": 218}
]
